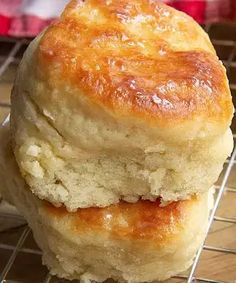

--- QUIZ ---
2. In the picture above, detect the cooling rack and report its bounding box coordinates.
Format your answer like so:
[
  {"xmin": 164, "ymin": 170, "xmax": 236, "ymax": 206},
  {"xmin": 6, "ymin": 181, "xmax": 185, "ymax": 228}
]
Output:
[{"xmin": 0, "ymin": 23, "xmax": 236, "ymax": 283}]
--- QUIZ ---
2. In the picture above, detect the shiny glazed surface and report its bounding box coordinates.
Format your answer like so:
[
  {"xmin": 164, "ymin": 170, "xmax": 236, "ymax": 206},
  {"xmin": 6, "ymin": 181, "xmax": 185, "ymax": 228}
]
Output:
[{"xmin": 37, "ymin": 0, "xmax": 233, "ymax": 126}]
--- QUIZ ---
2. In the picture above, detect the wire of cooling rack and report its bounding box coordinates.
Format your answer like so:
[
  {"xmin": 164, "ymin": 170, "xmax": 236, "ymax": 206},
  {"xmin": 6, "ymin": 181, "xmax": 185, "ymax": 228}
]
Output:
[{"xmin": 0, "ymin": 24, "xmax": 236, "ymax": 283}]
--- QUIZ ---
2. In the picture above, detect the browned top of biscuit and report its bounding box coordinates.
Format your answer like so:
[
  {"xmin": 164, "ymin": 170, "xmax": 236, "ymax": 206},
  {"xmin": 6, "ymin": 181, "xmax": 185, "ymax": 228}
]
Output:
[
  {"xmin": 36, "ymin": 0, "xmax": 233, "ymax": 128},
  {"xmin": 45, "ymin": 197, "xmax": 197, "ymax": 243}
]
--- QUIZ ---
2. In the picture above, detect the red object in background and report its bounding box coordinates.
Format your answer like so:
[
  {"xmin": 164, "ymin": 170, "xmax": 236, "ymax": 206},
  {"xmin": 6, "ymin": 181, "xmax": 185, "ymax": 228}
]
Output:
[
  {"xmin": 166, "ymin": 0, "xmax": 236, "ymax": 24},
  {"xmin": 167, "ymin": 1, "xmax": 206, "ymax": 23},
  {"xmin": 0, "ymin": 14, "xmax": 53, "ymax": 37},
  {"xmin": 0, "ymin": 15, "xmax": 10, "ymax": 35},
  {"xmin": 0, "ymin": 0, "xmax": 67, "ymax": 37},
  {"xmin": 9, "ymin": 15, "xmax": 53, "ymax": 37},
  {"xmin": 0, "ymin": 0, "xmax": 235, "ymax": 37}
]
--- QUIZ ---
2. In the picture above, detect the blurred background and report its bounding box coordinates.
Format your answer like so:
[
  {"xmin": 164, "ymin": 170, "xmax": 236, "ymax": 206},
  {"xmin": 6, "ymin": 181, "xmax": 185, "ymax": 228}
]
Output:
[{"xmin": 0, "ymin": 0, "xmax": 235, "ymax": 37}]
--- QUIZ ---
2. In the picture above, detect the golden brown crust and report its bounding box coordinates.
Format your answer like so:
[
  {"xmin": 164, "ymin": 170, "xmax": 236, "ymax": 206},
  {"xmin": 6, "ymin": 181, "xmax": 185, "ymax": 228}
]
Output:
[
  {"xmin": 45, "ymin": 197, "xmax": 196, "ymax": 242},
  {"xmin": 36, "ymin": 0, "xmax": 233, "ymax": 127}
]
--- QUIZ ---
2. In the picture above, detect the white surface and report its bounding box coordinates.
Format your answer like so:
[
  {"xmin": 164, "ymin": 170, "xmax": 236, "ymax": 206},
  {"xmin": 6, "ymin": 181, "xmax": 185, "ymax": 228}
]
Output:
[{"xmin": 21, "ymin": 0, "xmax": 68, "ymax": 18}]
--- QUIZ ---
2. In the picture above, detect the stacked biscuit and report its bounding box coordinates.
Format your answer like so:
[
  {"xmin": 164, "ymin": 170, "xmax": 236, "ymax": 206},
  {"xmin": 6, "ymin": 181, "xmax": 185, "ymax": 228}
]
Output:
[{"xmin": 0, "ymin": 0, "xmax": 234, "ymax": 282}]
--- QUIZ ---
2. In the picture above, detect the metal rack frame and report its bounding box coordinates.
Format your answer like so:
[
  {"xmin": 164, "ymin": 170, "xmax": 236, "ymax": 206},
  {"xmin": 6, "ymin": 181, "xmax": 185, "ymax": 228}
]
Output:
[{"xmin": 0, "ymin": 24, "xmax": 236, "ymax": 283}]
